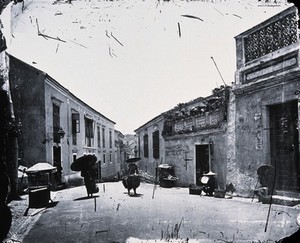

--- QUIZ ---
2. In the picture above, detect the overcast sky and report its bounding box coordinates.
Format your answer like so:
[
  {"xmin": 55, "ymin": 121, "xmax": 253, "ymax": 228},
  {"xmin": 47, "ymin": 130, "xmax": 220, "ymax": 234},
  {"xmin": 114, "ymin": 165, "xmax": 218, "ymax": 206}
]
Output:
[{"xmin": 1, "ymin": 0, "xmax": 292, "ymax": 134}]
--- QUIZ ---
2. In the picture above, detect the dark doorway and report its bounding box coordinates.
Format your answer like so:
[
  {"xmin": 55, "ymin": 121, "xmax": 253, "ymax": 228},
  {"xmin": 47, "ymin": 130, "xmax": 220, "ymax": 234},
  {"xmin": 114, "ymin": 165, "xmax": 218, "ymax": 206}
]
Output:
[
  {"xmin": 269, "ymin": 100, "xmax": 300, "ymax": 191},
  {"xmin": 195, "ymin": 145, "xmax": 210, "ymax": 186},
  {"xmin": 53, "ymin": 146, "xmax": 62, "ymax": 184},
  {"xmin": 96, "ymin": 161, "xmax": 101, "ymax": 181}
]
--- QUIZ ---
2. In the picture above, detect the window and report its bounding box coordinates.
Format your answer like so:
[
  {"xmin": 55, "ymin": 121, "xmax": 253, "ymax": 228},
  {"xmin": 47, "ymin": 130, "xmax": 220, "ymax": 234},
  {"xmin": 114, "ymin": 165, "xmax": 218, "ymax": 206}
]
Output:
[
  {"xmin": 97, "ymin": 125, "xmax": 101, "ymax": 148},
  {"xmin": 109, "ymin": 152, "xmax": 112, "ymax": 163},
  {"xmin": 102, "ymin": 126, "xmax": 106, "ymax": 148},
  {"xmin": 85, "ymin": 117, "xmax": 94, "ymax": 147},
  {"xmin": 102, "ymin": 153, "xmax": 106, "ymax": 165},
  {"xmin": 143, "ymin": 134, "xmax": 149, "ymax": 158},
  {"xmin": 138, "ymin": 135, "xmax": 141, "ymax": 157},
  {"xmin": 152, "ymin": 130, "xmax": 160, "ymax": 159},
  {"xmin": 73, "ymin": 154, "xmax": 77, "ymax": 163},
  {"xmin": 109, "ymin": 130, "xmax": 112, "ymax": 148},
  {"xmin": 53, "ymin": 103, "xmax": 60, "ymax": 143},
  {"xmin": 72, "ymin": 113, "xmax": 80, "ymax": 145}
]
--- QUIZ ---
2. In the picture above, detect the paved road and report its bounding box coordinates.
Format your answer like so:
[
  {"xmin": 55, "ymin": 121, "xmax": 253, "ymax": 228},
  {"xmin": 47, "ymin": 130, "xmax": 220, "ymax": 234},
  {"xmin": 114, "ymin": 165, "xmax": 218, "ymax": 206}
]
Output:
[{"xmin": 22, "ymin": 182, "xmax": 299, "ymax": 242}]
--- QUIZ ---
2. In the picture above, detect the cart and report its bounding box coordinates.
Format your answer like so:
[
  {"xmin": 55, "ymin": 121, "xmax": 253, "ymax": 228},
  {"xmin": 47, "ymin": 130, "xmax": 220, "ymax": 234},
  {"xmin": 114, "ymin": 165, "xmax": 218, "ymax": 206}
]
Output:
[
  {"xmin": 26, "ymin": 163, "xmax": 57, "ymax": 208},
  {"xmin": 158, "ymin": 164, "xmax": 178, "ymax": 188}
]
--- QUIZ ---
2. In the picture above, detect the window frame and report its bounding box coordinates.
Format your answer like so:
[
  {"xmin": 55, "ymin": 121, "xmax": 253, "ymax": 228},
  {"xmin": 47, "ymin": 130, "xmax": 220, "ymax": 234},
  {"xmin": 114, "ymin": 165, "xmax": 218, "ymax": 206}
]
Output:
[
  {"xmin": 152, "ymin": 130, "xmax": 160, "ymax": 159},
  {"xmin": 143, "ymin": 134, "xmax": 149, "ymax": 158},
  {"xmin": 84, "ymin": 116, "xmax": 94, "ymax": 147}
]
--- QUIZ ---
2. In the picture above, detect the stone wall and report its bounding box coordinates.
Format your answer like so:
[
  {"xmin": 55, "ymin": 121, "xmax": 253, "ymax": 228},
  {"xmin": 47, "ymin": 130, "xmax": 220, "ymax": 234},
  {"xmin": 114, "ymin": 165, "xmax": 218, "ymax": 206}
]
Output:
[
  {"xmin": 234, "ymin": 79, "xmax": 300, "ymax": 196},
  {"xmin": 164, "ymin": 129, "xmax": 227, "ymax": 188}
]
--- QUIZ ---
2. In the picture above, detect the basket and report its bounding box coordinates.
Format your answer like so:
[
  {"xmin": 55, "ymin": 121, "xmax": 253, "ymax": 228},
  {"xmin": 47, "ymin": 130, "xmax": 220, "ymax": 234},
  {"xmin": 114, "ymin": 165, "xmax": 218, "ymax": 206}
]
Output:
[{"xmin": 189, "ymin": 184, "xmax": 203, "ymax": 195}]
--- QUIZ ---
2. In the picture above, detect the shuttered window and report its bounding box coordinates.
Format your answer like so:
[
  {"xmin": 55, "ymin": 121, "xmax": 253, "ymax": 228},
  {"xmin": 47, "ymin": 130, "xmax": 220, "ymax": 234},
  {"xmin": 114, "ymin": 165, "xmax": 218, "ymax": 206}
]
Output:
[
  {"xmin": 152, "ymin": 130, "xmax": 159, "ymax": 159},
  {"xmin": 143, "ymin": 134, "xmax": 149, "ymax": 158}
]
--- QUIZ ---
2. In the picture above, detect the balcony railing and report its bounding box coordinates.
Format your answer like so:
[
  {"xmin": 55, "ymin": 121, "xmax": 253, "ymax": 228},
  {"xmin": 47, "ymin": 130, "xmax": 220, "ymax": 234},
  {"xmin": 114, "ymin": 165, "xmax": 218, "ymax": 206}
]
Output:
[{"xmin": 244, "ymin": 11, "xmax": 297, "ymax": 63}]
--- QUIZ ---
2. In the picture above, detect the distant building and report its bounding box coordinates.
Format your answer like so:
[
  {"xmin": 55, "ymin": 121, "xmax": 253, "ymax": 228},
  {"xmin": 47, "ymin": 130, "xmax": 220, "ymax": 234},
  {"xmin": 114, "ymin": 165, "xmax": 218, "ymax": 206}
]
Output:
[
  {"xmin": 134, "ymin": 85, "xmax": 231, "ymax": 188},
  {"xmin": 9, "ymin": 54, "xmax": 118, "ymax": 185},
  {"xmin": 123, "ymin": 134, "xmax": 138, "ymax": 159},
  {"xmin": 231, "ymin": 5, "xmax": 300, "ymax": 196},
  {"xmin": 115, "ymin": 129, "xmax": 125, "ymax": 178}
]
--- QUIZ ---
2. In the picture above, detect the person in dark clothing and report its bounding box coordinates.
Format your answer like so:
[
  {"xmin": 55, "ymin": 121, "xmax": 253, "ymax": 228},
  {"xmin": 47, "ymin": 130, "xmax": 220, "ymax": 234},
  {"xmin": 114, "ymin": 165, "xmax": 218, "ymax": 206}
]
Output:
[
  {"xmin": 81, "ymin": 166, "xmax": 98, "ymax": 197},
  {"xmin": 122, "ymin": 162, "xmax": 140, "ymax": 195},
  {"xmin": 128, "ymin": 162, "xmax": 138, "ymax": 175}
]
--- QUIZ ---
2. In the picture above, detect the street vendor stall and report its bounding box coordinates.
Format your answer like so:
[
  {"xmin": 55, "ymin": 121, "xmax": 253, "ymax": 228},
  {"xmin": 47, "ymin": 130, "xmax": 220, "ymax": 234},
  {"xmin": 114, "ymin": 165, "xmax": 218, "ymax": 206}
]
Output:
[
  {"xmin": 25, "ymin": 163, "xmax": 57, "ymax": 208},
  {"xmin": 158, "ymin": 164, "xmax": 178, "ymax": 188}
]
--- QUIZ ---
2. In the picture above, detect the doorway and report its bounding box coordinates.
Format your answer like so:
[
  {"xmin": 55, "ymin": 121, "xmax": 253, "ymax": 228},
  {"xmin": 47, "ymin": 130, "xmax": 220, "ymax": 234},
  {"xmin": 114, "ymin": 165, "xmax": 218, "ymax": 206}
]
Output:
[
  {"xmin": 195, "ymin": 145, "xmax": 210, "ymax": 186},
  {"xmin": 53, "ymin": 146, "xmax": 62, "ymax": 184},
  {"xmin": 269, "ymin": 100, "xmax": 300, "ymax": 191}
]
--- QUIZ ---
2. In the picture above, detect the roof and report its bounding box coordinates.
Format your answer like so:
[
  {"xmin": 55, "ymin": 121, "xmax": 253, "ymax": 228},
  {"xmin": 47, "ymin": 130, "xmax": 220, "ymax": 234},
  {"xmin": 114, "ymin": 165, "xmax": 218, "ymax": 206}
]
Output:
[
  {"xmin": 134, "ymin": 85, "xmax": 230, "ymax": 133},
  {"xmin": 134, "ymin": 113, "xmax": 164, "ymax": 132},
  {"xmin": 8, "ymin": 53, "xmax": 116, "ymax": 124}
]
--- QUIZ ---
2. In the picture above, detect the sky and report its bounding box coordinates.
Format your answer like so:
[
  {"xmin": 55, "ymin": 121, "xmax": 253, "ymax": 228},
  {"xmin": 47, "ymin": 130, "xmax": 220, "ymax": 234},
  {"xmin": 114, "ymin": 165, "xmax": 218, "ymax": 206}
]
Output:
[{"xmin": 0, "ymin": 0, "xmax": 293, "ymax": 134}]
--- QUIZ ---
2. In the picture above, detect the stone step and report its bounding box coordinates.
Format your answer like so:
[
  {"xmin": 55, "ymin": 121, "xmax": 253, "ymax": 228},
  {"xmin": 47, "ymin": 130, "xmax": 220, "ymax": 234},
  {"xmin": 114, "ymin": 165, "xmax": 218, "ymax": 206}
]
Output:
[
  {"xmin": 260, "ymin": 194, "xmax": 300, "ymax": 207},
  {"xmin": 272, "ymin": 195, "xmax": 300, "ymax": 207},
  {"xmin": 275, "ymin": 190, "xmax": 300, "ymax": 199}
]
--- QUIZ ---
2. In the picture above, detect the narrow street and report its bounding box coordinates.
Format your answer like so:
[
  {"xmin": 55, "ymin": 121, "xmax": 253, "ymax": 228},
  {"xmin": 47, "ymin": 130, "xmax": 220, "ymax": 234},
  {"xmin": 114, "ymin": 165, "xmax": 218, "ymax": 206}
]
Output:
[{"xmin": 13, "ymin": 181, "xmax": 300, "ymax": 243}]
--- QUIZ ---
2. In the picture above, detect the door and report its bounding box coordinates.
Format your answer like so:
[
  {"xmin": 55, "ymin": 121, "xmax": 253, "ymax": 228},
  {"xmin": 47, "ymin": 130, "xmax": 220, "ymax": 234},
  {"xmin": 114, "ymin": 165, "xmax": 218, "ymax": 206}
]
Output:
[
  {"xmin": 195, "ymin": 145, "xmax": 210, "ymax": 186},
  {"xmin": 53, "ymin": 146, "xmax": 62, "ymax": 184},
  {"xmin": 269, "ymin": 100, "xmax": 300, "ymax": 191}
]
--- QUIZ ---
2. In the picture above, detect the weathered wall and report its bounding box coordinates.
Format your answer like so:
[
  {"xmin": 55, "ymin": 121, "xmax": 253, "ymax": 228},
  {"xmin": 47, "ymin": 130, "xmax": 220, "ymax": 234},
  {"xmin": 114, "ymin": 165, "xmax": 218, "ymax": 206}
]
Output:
[
  {"xmin": 234, "ymin": 79, "xmax": 300, "ymax": 196},
  {"xmin": 164, "ymin": 129, "xmax": 227, "ymax": 188},
  {"xmin": 9, "ymin": 55, "xmax": 47, "ymax": 167},
  {"xmin": 232, "ymin": 6, "xmax": 300, "ymax": 196},
  {"xmin": 225, "ymin": 91, "xmax": 237, "ymax": 191}
]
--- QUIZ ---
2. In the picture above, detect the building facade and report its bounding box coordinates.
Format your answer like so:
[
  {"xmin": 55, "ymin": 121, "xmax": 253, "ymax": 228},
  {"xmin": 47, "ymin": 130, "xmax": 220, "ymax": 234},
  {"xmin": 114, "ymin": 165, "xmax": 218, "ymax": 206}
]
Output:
[
  {"xmin": 9, "ymin": 54, "xmax": 119, "ymax": 185},
  {"xmin": 162, "ymin": 86, "xmax": 231, "ymax": 188},
  {"xmin": 135, "ymin": 86, "xmax": 231, "ymax": 188},
  {"xmin": 230, "ymin": 5, "xmax": 300, "ymax": 196},
  {"xmin": 135, "ymin": 115, "xmax": 165, "ymax": 177},
  {"xmin": 135, "ymin": 6, "xmax": 300, "ymax": 197}
]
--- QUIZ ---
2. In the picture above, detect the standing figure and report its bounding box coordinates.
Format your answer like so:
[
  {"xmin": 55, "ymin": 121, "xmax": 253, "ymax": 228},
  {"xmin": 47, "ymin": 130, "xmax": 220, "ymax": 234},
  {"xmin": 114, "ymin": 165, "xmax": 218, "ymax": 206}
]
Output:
[
  {"xmin": 122, "ymin": 158, "xmax": 141, "ymax": 196},
  {"xmin": 71, "ymin": 154, "xmax": 99, "ymax": 198},
  {"xmin": 81, "ymin": 166, "xmax": 98, "ymax": 197}
]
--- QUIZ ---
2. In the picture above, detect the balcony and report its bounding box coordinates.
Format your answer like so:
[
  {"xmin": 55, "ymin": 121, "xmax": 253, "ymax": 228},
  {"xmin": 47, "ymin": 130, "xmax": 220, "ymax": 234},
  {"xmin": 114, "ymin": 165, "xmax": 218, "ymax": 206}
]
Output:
[
  {"xmin": 234, "ymin": 6, "xmax": 299, "ymax": 89},
  {"xmin": 162, "ymin": 87, "xmax": 229, "ymax": 137}
]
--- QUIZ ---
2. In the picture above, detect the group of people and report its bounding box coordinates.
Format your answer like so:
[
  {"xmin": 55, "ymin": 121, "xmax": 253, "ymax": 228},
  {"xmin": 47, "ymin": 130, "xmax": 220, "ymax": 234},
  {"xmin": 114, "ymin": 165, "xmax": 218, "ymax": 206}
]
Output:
[{"xmin": 75, "ymin": 155, "xmax": 140, "ymax": 197}]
